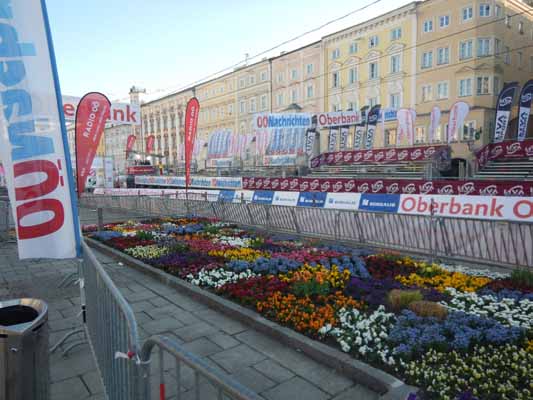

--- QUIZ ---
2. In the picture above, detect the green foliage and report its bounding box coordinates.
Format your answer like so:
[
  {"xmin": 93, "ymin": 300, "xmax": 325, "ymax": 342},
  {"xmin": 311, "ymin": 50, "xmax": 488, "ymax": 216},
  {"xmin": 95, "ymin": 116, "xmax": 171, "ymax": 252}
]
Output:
[
  {"xmin": 388, "ymin": 289, "xmax": 423, "ymax": 312},
  {"xmin": 510, "ymin": 268, "xmax": 533, "ymax": 287},
  {"xmin": 292, "ymin": 279, "xmax": 331, "ymax": 297},
  {"xmin": 135, "ymin": 230, "xmax": 154, "ymax": 240}
]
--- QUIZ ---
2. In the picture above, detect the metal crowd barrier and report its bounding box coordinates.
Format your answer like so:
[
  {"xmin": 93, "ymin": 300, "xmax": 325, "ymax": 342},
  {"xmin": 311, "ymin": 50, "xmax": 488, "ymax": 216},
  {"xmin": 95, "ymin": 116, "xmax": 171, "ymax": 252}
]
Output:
[
  {"xmin": 80, "ymin": 194, "xmax": 533, "ymax": 269},
  {"xmin": 81, "ymin": 241, "xmax": 143, "ymax": 400},
  {"xmin": 140, "ymin": 336, "xmax": 262, "ymax": 400}
]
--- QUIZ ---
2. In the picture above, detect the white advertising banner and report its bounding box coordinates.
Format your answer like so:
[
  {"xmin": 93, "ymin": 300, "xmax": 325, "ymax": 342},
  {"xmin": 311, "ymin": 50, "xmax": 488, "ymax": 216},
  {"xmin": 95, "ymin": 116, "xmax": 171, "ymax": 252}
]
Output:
[
  {"xmin": 428, "ymin": 106, "xmax": 441, "ymax": 143},
  {"xmin": 324, "ymin": 193, "xmax": 361, "ymax": 210},
  {"xmin": 272, "ymin": 191, "xmax": 300, "ymax": 207},
  {"xmin": 447, "ymin": 102, "xmax": 470, "ymax": 143},
  {"xmin": 315, "ymin": 111, "xmax": 360, "ymax": 128},
  {"xmin": 398, "ymin": 195, "xmax": 533, "ymax": 222},
  {"xmin": 0, "ymin": 0, "xmax": 80, "ymax": 258},
  {"xmin": 62, "ymin": 95, "xmax": 140, "ymax": 125}
]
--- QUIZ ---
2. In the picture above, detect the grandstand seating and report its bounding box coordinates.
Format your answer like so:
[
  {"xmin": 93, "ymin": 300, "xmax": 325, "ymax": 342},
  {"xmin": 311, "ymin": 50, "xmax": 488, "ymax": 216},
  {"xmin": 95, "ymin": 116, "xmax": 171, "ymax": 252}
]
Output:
[
  {"xmin": 307, "ymin": 162, "xmax": 430, "ymax": 180},
  {"xmin": 474, "ymin": 158, "xmax": 533, "ymax": 181}
]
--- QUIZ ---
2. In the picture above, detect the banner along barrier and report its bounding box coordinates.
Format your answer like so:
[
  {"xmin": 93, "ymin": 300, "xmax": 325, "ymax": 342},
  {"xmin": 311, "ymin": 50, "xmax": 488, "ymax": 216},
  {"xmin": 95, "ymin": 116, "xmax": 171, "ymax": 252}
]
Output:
[
  {"xmin": 475, "ymin": 139, "xmax": 533, "ymax": 169},
  {"xmin": 81, "ymin": 194, "xmax": 533, "ymax": 269},
  {"xmin": 242, "ymin": 176, "xmax": 533, "ymax": 197},
  {"xmin": 91, "ymin": 189, "xmax": 533, "ymax": 223}
]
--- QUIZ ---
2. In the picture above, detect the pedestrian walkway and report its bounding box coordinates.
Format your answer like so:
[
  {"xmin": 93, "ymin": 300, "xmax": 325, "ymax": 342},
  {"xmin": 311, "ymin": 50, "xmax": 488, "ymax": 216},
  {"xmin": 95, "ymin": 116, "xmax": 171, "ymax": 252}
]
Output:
[
  {"xmin": 0, "ymin": 240, "xmax": 105, "ymax": 400},
  {"xmin": 0, "ymin": 234, "xmax": 381, "ymax": 400},
  {"xmin": 96, "ymin": 250, "xmax": 380, "ymax": 400}
]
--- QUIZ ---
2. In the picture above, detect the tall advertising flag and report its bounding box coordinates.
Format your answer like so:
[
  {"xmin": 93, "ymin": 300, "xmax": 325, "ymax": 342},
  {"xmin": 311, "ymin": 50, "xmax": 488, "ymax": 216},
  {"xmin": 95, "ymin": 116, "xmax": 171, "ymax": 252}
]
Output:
[
  {"xmin": 75, "ymin": 92, "xmax": 111, "ymax": 195},
  {"xmin": 146, "ymin": 135, "xmax": 155, "ymax": 154},
  {"xmin": 364, "ymin": 105, "xmax": 381, "ymax": 149},
  {"xmin": 517, "ymin": 79, "xmax": 533, "ymax": 141},
  {"xmin": 494, "ymin": 82, "xmax": 519, "ymax": 143},
  {"xmin": 396, "ymin": 108, "xmax": 409, "ymax": 145},
  {"xmin": 126, "ymin": 134, "xmax": 136, "ymax": 153},
  {"xmin": 339, "ymin": 127, "xmax": 349, "ymax": 150},
  {"xmin": 447, "ymin": 102, "xmax": 470, "ymax": 143},
  {"xmin": 328, "ymin": 129, "xmax": 338, "ymax": 151},
  {"xmin": 353, "ymin": 106, "xmax": 368, "ymax": 149},
  {"xmin": 428, "ymin": 106, "xmax": 441, "ymax": 143},
  {"xmin": 184, "ymin": 97, "xmax": 200, "ymax": 186},
  {"xmin": 0, "ymin": 0, "xmax": 81, "ymax": 258}
]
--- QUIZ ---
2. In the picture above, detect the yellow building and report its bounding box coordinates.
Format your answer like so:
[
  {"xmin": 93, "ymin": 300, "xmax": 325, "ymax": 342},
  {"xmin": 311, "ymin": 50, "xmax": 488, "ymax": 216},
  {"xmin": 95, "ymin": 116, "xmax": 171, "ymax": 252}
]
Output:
[
  {"xmin": 322, "ymin": 2, "xmax": 419, "ymax": 151},
  {"xmin": 416, "ymin": 0, "xmax": 533, "ymax": 161},
  {"xmin": 141, "ymin": 89, "xmax": 194, "ymax": 170}
]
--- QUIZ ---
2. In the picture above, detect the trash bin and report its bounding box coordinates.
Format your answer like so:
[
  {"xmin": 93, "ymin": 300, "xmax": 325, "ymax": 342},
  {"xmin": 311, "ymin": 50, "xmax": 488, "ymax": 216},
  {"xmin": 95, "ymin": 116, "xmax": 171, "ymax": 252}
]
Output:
[{"xmin": 0, "ymin": 299, "xmax": 49, "ymax": 400}]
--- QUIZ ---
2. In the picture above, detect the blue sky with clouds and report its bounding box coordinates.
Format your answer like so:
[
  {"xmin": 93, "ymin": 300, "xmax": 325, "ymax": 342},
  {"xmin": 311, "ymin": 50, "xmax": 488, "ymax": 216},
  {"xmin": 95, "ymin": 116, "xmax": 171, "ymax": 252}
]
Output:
[{"xmin": 47, "ymin": 0, "xmax": 412, "ymax": 102}]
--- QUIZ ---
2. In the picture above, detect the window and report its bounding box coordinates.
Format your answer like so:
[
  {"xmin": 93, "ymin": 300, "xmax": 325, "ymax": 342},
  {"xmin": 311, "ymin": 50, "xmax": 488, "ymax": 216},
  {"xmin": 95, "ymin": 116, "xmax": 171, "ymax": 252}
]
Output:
[
  {"xmin": 518, "ymin": 51, "xmax": 523, "ymax": 68},
  {"xmin": 391, "ymin": 27, "xmax": 402, "ymax": 40},
  {"xmin": 369, "ymin": 35, "xmax": 379, "ymax": 48},
  {"xmin": 368, "ymin": 97, "xmax": 378, "ymax": 107},
  {"xmin": 495, "ymin": 5, "xmax": 501, "ymax": 17},
  {"xmin": 463, "ymin": 121, "xmax": 476, "ymax": 140},
  {"xmin": 306, "ymin": 63, "xmax": 314, "ymax": 75},
  {"xmin": 291, "ymin": 89, "xmax": 298, "ymax": 103},
  {"xmin": 332, "ymin": 104, "xmax": 339, "ymax": 112},
  {"xmin": 390, "ymin": 93, "xmax": 400, "ymax": 109},
  {"xmin": 260, "ymin": 71, "xmax": 268, "ymax": 81},
  {"xmin": 369, "ymin": 62, "xmax": 379, "ymax": 79},
  {"xmin": 239, "ymin": 100, "xmax": 246, "ymax": 113},
  {"xmin": 504, "ymin": 46, "xmax": 511, "ymax": 64},
  {"xmin": 462, "ymin": 6, "xmax": 473, "ymax": 21},
  {"xmin": 459, "ymin": 40, "xmax": 473, "ymax": 59},
  {"xmin": 349, "ymin": 67, "xmax": 358, "ymax": 84},
  {"xmin": 248, "ymin": 75, "xmax": 255, "ymax": 85},
  {"xmin": 385, "ymin": 129, "xmax": 397, "ymax": 146},
  {"xmin": 479, "ymin": 4, "xmax": 491, "ymax": 17},
  {"xmin": 437, "ymin": 82, "xmax": 449, "ymax": 99},
  {"xmin": 261, "ymin": 95, "xmax": 267, "ymax": 110},
  {"xmin": 390, "ymin": 54, "xmax": 401, "ymax": 73},
  {"xmin": 422, "ymin": 51, "xmax": 433, "ymax": 68},
  {"xmin": 415, "ymin": 127, "xmax": 426, "ymax": 143},
  {"xmin": 476, "ymin": 76, "xmax": 490, "ymax": 95},
  {"xmin": 249, "ymin": 97, "xmax": 256, "ymax": 113},
  {"xmin": 477, "ymin": 38, "xmax": 491, "ymax": 57},
  {"xmin": 291, "ymin": 69, "xmax": 298, "ymax": 80},
  {"xmin": 349, "ymin": 42, "xmax": 358, "ymax": 54},
  {"xmin": 505, "ymin": 15, "xmax": 511, "ymax": 27},
  {"xmin": 306, "ymin": 85, "xmax": 314, "ymax": 98},
  {"xmin": 437, "ymin": 47, "xmax": 449, "ymax": 65},
  {"xmin": 331, "ymin": 48, "xmax": 340, "ymax": 59},
  {"xmin": 493, "ymin": 76, "xmax": 500, "ymax": 93},
  {"xmin": 332, "ymin": 71, "xmax": 340, "ymax": 88},
  {"xmin": 494, "ymin": 38, "xmax": 501, "ymax": 56},
  {"xmin": 348, "ymin": 101, "xmax": 358, "ymax": 111},
  {"xmin": 239, "ymin": 78, "xmax": 245, "ymax": 88},
  {"xmin": 276, "ymin": 93, "xmax": 284, "ymax": 106},
  {"xmin": 518, "ymin": 21, "xmax": 524, "ymax": 34},
  {"xmin": 423, "ymin": 20, "xmax": 433, "ymax": 33},
  {"xmin": 439, "ymin": 15, "xmax": 450, "ymax": 28},
  {"xmin": 459, "ymin": 78, "xmax": 472, "ymax": 96},
  {"xmin": 277, "ymin": 72, "xmax": 284, "ymax": 83},
  {"xmin": 228, "ymin": 104, "xmax": 233, "ymax": 115},
  {"xmin": 421, "ymin": 84, "xmax": 433, "ymax": 102}
]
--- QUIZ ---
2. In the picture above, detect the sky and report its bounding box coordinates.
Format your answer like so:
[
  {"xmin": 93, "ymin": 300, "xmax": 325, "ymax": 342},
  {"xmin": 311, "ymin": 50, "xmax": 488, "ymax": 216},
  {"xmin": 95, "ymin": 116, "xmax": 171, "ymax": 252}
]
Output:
[{"xmin": 47, "ymin": 0, "xmax": 413, "ymax": 103}]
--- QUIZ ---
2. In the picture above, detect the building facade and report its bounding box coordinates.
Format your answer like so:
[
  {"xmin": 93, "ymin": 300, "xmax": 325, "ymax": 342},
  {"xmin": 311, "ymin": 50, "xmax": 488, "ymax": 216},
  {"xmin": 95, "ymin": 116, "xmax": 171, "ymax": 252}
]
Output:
[
  {"xmin": 271, "ymin": 42, "xmax": 323, "ymax": 114},
  {"xmin": 416, "ymin": 0, "xmax": 533, "ymax": 160},
  {"xmin": 134, "ymin": 0, "xmax": 533, "ymax": 172}
]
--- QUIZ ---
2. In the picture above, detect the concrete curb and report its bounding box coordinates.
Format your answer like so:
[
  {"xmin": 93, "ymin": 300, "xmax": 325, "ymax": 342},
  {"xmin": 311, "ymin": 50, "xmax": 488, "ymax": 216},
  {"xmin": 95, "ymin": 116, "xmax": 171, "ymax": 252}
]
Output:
[{"xmin": 86, "ymin": 237, "xmax": 418, "ymax": 399}]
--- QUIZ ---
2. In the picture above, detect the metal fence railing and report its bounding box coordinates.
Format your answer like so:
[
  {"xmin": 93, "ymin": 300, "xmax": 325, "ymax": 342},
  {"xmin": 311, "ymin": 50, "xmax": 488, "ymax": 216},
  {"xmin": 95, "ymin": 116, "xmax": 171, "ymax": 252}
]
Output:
[
  {"xmin": 80, "ymin": 194, "xmax": 533, "ymax": 269},
  {"xmin": 140, "ymin": 336, "xmax": 262, "ymax": 400}
]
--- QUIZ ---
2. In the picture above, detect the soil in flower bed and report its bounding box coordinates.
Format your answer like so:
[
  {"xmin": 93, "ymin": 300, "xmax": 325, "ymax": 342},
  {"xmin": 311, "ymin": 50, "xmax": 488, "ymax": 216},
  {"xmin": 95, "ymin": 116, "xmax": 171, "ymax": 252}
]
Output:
[{"xmin": 85, "ymin": 219, "xmax": 533, "ymax": 400}]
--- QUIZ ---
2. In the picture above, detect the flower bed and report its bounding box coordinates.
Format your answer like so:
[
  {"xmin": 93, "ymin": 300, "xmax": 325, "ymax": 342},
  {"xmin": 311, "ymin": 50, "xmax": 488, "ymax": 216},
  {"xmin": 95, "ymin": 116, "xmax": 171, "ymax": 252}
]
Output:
[{"xmin": 84, "ymin": 219, "xmax": 533, "ymax": 400}]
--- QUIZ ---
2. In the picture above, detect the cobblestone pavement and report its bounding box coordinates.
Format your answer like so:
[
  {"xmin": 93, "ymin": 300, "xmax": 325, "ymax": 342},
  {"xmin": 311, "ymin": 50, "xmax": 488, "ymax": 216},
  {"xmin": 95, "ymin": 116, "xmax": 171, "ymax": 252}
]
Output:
[
  {"xmin": 0, "ymin": 231, "xmax": 380, "ymax": 400},
  {"xmin": 0, "ymin": 239, "xmax": 105, "ymax": 400}
]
